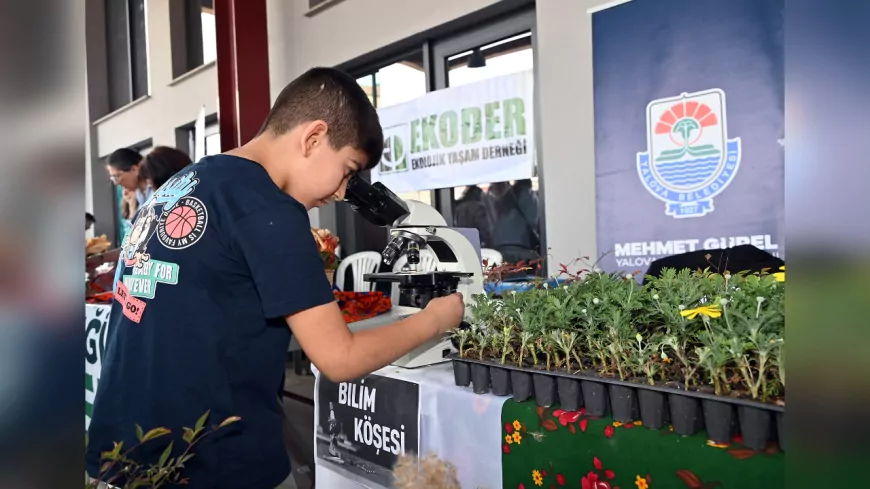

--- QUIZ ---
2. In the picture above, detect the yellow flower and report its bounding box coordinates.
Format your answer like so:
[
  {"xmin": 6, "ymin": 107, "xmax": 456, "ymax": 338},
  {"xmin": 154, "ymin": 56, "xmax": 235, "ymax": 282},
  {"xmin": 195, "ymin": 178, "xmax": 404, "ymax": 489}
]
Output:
[
  {"xmin": 505, "ymin": 435, "xmax": 513, "ymax": 444},
  {"xmin": 633, "ymin": 420, "xmax": 643, "ymax": 426},
  {"xmin": 513, "ymin": 420, "xmax": 522, "ymax": 431},
  {"xmin": 706, "ymin": 439, "xmax": 730, "ymax": 449},
  {"xmin": 512, "ymin": 431, "xmax": 522, "ymax": 444},
  {"xmin": 612, "ymin": 421, "xmax": 623, "ymax": 427},
  {"xmin": 532, "ymin": 469, "xmax": 544, "ymax": 486},
  {"xmin": 636, "ymin": 475, "xmax": 649, "ymax": 489},
  {"xmin": 773, "ymin": 265, "xmax": 785, "ymax": 282},
  {"xmin": 680, "ymin": 305, "xmax": 722, "ymax": 319}
]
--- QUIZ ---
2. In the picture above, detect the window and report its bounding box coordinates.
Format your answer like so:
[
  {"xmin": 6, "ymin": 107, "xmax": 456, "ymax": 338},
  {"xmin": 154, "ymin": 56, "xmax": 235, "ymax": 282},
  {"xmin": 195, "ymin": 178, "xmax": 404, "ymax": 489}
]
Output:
[
  {"xmin": 446, "ymin": 32, "xmax": 534, "ymax": 88},
  {"xmin": 170, "ymin": 0, "xmax": 217, "ymax": 79},
  {"xmin": 204, "ymin": 125, "xmax": 221, "ymax": 156},
  {"xmin": 105, "ymin": 0, "xmax": 149, "ymax": 111},
  {"xmin": 334, "ymin": 10, "xmax": 542, "ymax": 266},
  {"xmin": 431, "ymin": 13, "xmax": 543, "ymax": 265},
  {"xmin": 355, "ymin": 53, "xmax": 430, "ymax": 206},
  {"xmin": 185, "ymin": 120, "xmax": 221, "ymax": 159}
]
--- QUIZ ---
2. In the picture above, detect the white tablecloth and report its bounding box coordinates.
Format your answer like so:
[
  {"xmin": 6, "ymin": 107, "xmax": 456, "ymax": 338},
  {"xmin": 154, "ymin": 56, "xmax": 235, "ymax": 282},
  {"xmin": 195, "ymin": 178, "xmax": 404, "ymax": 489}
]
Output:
[{"xmin": 314, "ymin": 363, "xmax": 506, "ymax": 489}]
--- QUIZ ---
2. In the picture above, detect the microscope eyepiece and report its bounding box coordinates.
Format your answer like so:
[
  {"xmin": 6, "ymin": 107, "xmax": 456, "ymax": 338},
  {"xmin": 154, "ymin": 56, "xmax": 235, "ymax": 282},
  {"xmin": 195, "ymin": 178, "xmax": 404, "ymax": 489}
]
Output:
[{"xmin": 343, "ymin": 175, "xmax": 409, "ymax": 227}]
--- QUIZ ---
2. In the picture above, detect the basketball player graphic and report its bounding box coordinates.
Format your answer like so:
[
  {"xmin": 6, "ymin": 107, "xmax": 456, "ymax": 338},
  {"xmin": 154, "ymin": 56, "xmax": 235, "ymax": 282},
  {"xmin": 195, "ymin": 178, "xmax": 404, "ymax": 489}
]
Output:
[{"xmin": 122, "ymin": 205, "xmax": 159, "ymax": 268}]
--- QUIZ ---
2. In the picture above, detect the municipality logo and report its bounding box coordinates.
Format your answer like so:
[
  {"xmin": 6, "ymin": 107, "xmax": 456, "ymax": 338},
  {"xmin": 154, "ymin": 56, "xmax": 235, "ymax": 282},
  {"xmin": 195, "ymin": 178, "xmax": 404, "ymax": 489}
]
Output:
[
  {"xmin": 637, "ymin": 89, "xmax": 741, "ymax": 218},
  {"xmin": 379, "ymin": 124, "xmax": 408, "ymax": 175}
]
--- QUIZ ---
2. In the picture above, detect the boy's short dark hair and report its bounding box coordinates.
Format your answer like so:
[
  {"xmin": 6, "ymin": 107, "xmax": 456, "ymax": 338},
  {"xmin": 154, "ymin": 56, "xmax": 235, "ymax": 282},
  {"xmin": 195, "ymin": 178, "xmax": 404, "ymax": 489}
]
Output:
[
  {"xmin": 107, "ymin": 148, "xmax": 143, "ymax": 172},
  {"xmin": 259, "ymin": 67, "xmax": 383, "ymax": 169}
]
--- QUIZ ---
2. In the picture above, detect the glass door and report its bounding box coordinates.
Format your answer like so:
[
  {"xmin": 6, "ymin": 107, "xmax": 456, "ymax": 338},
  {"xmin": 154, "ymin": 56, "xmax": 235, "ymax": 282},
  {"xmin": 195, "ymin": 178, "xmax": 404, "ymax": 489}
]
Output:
[{"xmin": 430, "ymin": 9, "xmax": 543, "ymax": 265}]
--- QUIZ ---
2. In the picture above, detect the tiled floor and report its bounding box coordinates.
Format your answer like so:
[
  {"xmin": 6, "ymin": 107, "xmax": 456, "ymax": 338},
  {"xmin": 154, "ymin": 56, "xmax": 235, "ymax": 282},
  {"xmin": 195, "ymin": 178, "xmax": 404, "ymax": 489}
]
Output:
[{"xmin": 281, "ymin": 367, "xmax": 316, "ymax": 489}]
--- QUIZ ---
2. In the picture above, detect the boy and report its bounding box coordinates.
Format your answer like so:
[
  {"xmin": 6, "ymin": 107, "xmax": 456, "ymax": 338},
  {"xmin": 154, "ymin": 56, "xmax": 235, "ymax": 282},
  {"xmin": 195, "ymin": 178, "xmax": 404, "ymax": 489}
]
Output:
[{"xmin": 86, "ymin": 67, "xmax": 465, "ymax": 489}]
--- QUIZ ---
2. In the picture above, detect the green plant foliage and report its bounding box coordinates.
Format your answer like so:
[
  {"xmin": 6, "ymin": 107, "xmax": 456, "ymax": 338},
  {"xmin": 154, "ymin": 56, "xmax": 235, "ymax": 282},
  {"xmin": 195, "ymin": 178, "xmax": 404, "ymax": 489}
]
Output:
[{"xmin": 460, "ymin": 263, "xmax": 785, "ymax": 403}]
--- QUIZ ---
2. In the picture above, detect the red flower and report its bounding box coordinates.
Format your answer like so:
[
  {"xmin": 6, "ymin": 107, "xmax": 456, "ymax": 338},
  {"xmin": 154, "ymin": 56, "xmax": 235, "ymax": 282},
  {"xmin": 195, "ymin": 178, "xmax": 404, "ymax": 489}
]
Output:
[
  {"xmin": 579, "ymin": 418, "xmax": 589, "ymax": 432},
  {"xmin": 518, "ymin": 484, "xmax": 525, "ymax": 489},
  {"xmin": 604, "ymin": 470, "xmax": 615, "ymax": 480},
  {"xmin": 503, "ymin": 443, "xmax": 510, "ymax": 454},
  {"xmin": 581, "ymin": 471, "xmax": 612, "ymax": 489},
  {"xmin": 556, "ymin": 473, "xmax": 566, "ymax": 485},
  {"xmin": 604, "ymin": 425, "xmax": 615, "ymax": 438},
  {"xmin": 505, "ymin": 423, "xmax": 514, "ymax": 434},
  {"xmin": 552, "ymin": 409, "xmax": 583, "ymax": 426},
  {"xmin": 542, "ymin": 469, "xmax": 548, "ymax": 477},
  {"xmin": 593, "ymin": 457, "xmax": 603, "ymax": 470}
]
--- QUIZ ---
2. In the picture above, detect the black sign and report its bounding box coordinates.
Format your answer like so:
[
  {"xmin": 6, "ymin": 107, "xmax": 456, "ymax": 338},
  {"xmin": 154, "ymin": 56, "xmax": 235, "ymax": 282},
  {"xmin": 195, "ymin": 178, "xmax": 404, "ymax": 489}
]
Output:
[{"xmin": 316, "ymin": 374, "xmax": 420, "ymax": 487}]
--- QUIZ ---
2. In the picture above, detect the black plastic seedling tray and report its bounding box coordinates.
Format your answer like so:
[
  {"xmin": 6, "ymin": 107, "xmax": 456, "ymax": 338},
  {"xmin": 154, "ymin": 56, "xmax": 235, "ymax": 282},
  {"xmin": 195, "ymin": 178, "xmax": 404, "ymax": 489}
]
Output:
[{"xmin": 450, "ymin": 354, "xmax": 784, "ymax": 451}]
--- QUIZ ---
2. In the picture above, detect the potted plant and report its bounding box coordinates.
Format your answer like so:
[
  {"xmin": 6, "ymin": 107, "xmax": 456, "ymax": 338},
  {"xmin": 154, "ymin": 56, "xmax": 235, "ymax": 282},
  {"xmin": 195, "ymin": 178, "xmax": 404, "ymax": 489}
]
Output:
[
  {"xmin": 311, "ymin": 228, "xmax": 339, "ymax": 285},
  {"xmin": 450, "ymin": 259, "xmax": 786, "ymax": 450}
]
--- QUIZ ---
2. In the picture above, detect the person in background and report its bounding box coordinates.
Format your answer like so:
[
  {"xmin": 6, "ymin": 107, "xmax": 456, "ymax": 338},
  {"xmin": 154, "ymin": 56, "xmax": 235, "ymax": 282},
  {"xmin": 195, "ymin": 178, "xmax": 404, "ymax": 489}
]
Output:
[
  {"xmin": 138, "ymin": 146, "xmax": 193, "ymax": 190},
  {"xmin": 85, "ymin": 212, "xmax": 95, "ymax": 231},
  {"xmin": 491, "ymin": 179, "xmax": 540, "ymax": 264},
  {"xmin": 453, "ymin": 185, "xmax": 493, "ymax": 248},
  {"xmin": 106, "ymin": 148, "xmax": 153, "ymax": 211}
]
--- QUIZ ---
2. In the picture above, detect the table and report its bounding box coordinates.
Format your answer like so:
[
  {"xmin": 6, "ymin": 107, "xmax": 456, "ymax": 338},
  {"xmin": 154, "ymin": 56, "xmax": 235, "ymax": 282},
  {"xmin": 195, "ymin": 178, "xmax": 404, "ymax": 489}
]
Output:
[{"xmin": 313, "ymin": 363, "xmax": 505, "ymax": 489}]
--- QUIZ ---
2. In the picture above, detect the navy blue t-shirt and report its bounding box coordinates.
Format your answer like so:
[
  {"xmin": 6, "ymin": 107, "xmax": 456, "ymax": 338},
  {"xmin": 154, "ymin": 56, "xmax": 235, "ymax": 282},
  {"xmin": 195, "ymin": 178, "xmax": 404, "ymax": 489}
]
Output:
[{"xmin": 86, "ymin": 155, "xmax": 335, "ymax": 488}]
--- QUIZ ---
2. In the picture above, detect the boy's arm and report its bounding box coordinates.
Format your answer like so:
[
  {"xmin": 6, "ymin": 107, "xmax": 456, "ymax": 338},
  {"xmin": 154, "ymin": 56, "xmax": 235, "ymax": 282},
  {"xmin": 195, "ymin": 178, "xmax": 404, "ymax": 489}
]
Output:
[
  {"xmin": 232, "ymin": 203, "xmax": 465, "ymax": 382},
  {"xmin": 286, "ymin": 293, "xmax": 463, "ymax": 382}
]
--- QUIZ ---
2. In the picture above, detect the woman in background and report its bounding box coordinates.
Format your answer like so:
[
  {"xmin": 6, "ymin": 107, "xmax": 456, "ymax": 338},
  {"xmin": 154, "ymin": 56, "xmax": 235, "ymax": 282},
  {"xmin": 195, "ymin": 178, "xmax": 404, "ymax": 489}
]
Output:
[
  {"xmin": 138, "ymin": 146, "xmax": 193, "ymax": 190},
  {"xmin": 106, "ymin": 148, "xmax": 152, "ymax": 216}
]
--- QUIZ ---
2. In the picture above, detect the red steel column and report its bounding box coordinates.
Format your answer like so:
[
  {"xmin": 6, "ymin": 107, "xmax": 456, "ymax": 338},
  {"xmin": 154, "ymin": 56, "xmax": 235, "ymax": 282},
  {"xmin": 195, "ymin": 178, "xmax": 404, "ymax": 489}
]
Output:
[{"xmin": 214, "ymin": 0, "xmax": 272, "ymax": 151}]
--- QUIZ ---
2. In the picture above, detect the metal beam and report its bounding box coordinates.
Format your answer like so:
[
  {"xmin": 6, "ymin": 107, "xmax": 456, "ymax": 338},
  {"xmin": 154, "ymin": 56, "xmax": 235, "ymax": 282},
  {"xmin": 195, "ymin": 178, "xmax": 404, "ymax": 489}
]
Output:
[{"xmin": 214, "ymin": 0, "xmax": 271, "ymax": 151}]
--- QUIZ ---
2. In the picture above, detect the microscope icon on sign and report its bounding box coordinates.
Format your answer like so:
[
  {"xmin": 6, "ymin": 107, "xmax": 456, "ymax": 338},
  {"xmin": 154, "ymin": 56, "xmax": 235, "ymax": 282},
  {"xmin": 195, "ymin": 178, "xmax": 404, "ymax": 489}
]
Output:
[{"xmin": 327, "ymin": 401, "xmax": 342, "ymax": 460}]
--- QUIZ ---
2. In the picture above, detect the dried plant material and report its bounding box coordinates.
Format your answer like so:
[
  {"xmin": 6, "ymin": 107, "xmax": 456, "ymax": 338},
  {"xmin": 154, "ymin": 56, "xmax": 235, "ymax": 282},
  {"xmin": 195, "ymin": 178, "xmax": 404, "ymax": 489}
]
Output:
[
  {"xmin": 86, "ymin": 234, "xmax": 111, "ymax": 255},
  {"xmin": 392, "ymin": 453, "xmax": 461, "ymax": 489}
]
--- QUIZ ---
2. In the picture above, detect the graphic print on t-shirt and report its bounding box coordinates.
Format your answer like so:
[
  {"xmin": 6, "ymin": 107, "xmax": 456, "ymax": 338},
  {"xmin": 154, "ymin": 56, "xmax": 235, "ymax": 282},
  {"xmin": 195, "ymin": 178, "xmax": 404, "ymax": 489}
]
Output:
[
  {"xmin": 156, "ymin": 196, "xmax": 208, "ymax": 249},
  {"xmin": 122, "ymin": 259, "xmax": 179, "ymax": 299},
  {"xmin": 115, "ymin": 171, "xmax": 208, "ymax": 300}
]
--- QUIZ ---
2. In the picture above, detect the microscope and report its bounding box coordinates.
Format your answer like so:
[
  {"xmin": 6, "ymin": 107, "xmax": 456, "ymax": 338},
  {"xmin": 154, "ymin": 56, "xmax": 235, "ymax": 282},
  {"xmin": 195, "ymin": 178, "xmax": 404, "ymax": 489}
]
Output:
[{"xmin": 340, "ymin": 175, "xmax": 484, "ymax": 368}]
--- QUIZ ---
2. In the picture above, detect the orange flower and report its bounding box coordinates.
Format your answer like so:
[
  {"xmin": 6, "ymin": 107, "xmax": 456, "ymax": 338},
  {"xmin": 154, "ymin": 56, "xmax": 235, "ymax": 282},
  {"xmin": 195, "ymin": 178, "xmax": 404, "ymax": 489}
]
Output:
[{"xmin": 635, "ymin": 475, "xmax": 649, "ymax": 489}]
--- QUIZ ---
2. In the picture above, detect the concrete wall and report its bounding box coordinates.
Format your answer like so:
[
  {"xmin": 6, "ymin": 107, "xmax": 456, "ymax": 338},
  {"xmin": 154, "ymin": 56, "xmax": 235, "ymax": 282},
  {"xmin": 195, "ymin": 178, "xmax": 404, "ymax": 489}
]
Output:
[
  {"xmin": 535, "ymin": 0, "xmax": 614, "ymax": 272},
  {"xmin": 89, "ymin": 0, "xmax": 218, "ymax": 157},
  {"xmin": 266, "ymin": 0, "xmax": 623, "ymax": 273}
]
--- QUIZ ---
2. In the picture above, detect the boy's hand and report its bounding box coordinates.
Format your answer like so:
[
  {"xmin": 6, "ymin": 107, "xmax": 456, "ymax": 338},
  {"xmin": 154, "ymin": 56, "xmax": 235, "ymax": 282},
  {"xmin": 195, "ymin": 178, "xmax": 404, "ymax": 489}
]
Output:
[{"xmin": 423, "ymin": 293, "xmax": 465, "ymax": 334}]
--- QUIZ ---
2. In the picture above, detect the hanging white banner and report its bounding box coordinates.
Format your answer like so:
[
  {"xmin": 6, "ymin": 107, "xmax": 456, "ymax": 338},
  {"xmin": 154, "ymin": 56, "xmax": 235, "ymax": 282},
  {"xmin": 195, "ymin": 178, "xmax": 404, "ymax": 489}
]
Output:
[
  {"xmin": 371, "ymin": 70, "xmax": 535, "ymax": 192},
  {"xmin": 193, "ymin": 105, "xmax": 206, "ymax": 162}
]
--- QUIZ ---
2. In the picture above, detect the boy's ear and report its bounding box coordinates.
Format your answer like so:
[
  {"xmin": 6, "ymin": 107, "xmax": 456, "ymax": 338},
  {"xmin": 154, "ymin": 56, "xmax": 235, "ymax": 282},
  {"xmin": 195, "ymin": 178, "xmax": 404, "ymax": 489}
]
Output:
[{"xmin": 301, "ymin": 120, "xmax": 329, "ymax": 156}]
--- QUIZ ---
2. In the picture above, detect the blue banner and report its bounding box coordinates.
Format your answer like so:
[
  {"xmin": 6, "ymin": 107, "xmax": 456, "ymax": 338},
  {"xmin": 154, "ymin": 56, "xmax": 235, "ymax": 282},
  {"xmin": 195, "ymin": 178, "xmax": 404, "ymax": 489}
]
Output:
[{"xmin": 592, "ymin": 0, "xmax": 784, "ymax": 273}]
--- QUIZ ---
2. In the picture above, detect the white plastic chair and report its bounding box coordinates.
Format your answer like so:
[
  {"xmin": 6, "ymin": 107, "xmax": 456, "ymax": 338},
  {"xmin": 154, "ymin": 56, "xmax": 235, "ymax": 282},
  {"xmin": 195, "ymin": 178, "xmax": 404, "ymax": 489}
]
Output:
[
  {"xmin": 390, "ymin": 249, "xmax": 439, "ymax": 303},
  {"xmin": 393, "ymin": 248, "xmax": 438, "ymax": 272},
  {"xmin": 335, "ymin": 251, "xmax": 381, "ymax": 292},
  {"xmin": 481, "ymin": 248, "xmax": 503, "ymax": 267}
]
